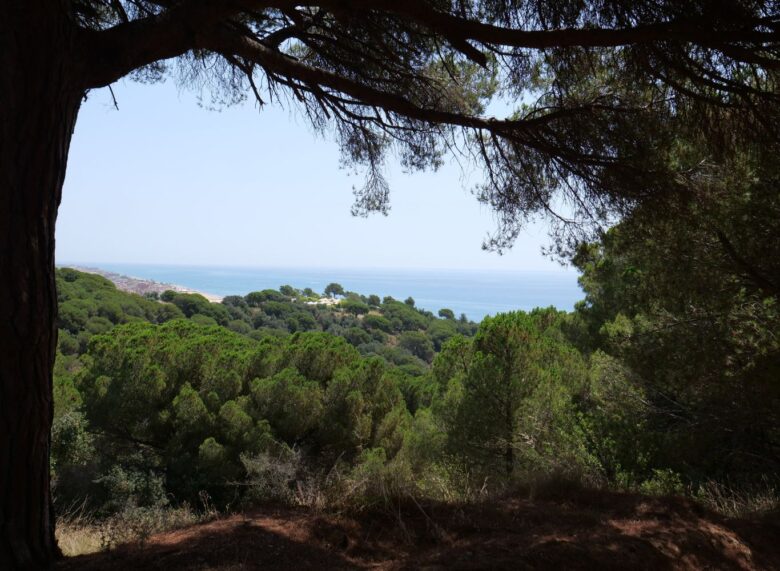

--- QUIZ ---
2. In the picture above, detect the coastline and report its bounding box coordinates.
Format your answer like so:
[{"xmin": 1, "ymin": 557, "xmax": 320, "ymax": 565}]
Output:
[
  {"xmin": 59, "ymin": 263, "xmax": 584, "ymax": 319},
  {"xmin": 66, "ymin": 265, "xmax": 224, "ymax": 304}
]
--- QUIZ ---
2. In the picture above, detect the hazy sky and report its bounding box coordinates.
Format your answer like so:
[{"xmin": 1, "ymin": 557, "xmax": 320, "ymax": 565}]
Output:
[{"xmin": 57, "ymin": 79, "xmax": 568, "ymax": 272}]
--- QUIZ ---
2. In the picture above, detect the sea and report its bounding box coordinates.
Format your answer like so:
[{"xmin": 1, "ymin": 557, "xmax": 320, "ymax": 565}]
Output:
[{"xmin": 70, "ymin": 263, "xmax": 583, "ymax": 322}]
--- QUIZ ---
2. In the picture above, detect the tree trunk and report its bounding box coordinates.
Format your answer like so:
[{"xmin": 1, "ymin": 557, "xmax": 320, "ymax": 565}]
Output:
[
  {"xmin": 505, "ymin": 440, "xmax": 515, "ymax": 478},
  {"xmin": 0, "ymin": 4, "xmax": 83, "ymax": 568}
]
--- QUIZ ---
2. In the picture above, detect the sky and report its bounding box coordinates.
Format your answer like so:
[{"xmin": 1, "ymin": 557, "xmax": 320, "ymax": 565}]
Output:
[{"xmin": 57, "ymin": 79, "xmax": 569, "ymax": 272}]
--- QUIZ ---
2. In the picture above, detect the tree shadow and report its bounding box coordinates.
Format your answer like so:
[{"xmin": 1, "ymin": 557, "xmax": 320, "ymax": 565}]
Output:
[
  {"xmin": 728, "ymin": 509, "xmax": 780, "ymax": 571},
  {"xmin": 381, "ymin": 491, "xmax": 773, "ymax": 570},
  {"xmin": 56, "ymin": 492, "xmax": 780, "ymax": 571},
  {"xmin": 57, "ymin": 515, "xmax": 364, "ymax": 570}
]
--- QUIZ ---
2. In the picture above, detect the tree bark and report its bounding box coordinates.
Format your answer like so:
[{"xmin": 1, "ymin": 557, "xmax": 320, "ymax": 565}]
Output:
[{"xmin": 0, "ymin": 3, "xmax": 83, "ymax": 568}]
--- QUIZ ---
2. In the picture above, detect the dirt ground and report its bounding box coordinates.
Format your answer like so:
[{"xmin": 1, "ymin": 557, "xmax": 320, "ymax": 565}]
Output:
[{"xmin": 58, "ymin": 490, "xmax": 780, "ymax": 570}]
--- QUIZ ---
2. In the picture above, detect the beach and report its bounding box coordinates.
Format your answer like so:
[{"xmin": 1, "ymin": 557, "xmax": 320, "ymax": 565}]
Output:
[{"xmin": 69, "ymin": 266, "xmax": 224, "ymax": 303}]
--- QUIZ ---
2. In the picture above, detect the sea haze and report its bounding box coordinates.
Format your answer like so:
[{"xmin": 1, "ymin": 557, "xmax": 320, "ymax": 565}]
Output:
[{"xmin": 70, "ymin": 263, "xmax": 583, "ymax": 321}]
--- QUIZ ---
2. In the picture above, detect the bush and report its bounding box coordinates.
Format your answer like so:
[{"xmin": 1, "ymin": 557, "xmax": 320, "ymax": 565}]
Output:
[
  {"xmin": 341, "ymin": 299, "xmax": 370, "ymax": 315},
  {"xmin": 241, "ymin": 449, "xmax": 301, "ymax": 506},
  {"xmin": 399, "ymin": 331, "xmax": 435, "ymax": 363},
  {"xmin": 246, "ymin": 289, "xmax": 287, "ymax": 306},
  {"xmin": 343, "ymin": 326, "xmax": 372, "ymax": 347},
  {"xmin": 58, "ymin": 331, "xmax": 80, "ymax": 355},
  {"xmin": 638, "ymin": 469, "xmax": 685, "ymax": 496},
  {"xmin": 56, "ymin": 495, "xmax": 217, "ymax": 556},
  {"xmin": 93, "ymin": 465, "xmax": 169, "ymax": 514},
  {"xmin": 228, "ymin": 319, "xmax": 252, "ymax": 335},
  {"xmin": 362, "ymin": 314, "xmax": 392, "ymax": 333}
]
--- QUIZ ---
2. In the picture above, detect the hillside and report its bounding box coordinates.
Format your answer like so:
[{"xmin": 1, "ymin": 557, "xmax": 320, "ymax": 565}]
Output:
[
  {"xmin": 58, "ymin": 490, "xmax": 780, "ymax": 570},
  {"xmin": 51, "ymin": 267, "xmax": 780, "ymax": 570},
  {"xmin": 66, "ymin": 265, "xmax": 225, "ymax": 302}
]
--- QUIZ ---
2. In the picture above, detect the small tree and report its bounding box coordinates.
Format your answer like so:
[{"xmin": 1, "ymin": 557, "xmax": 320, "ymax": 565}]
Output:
[
  {"xmin": 451, "ymin": 312, "xmax": 583, "ymax": 478},
  {"xmin": 246, "ymin": 289, "xmax": 286, "ymax": 306},
  {"xmin": 324, "ymin": 283, "xmax": 345, "ymax": 299},
  {"xmin": 438, "ymin": 308, "xmax": 455, "ymax": 320},
  {"xmin": 279, "ymin": 285, "xmax": 297, "ymax": 298},
  {"xmin": 341, "ymin": 299, "xmax": 370, "ymax": 316}
]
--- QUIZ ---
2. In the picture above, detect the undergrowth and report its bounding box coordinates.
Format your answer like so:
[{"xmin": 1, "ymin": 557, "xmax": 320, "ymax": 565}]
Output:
[{"xmin": 56, "ymin": 458, "xmax": 780, "ymax": 558}]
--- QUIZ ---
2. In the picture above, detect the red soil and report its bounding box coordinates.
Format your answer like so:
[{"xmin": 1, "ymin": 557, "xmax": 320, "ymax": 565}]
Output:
[{"xmin": 58, "ymin": 490, "xmax": 780, "ymax": 570}]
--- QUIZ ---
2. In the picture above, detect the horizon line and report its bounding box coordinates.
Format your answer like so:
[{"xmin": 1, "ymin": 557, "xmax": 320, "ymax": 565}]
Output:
[{"xmin": 56, "ymin": 260, "xmax": 576, "ymax": 274}]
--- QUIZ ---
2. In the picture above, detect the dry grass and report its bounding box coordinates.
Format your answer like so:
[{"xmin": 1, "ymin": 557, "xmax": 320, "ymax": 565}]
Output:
[
  {"xmin": 54, "ymin": 476, "xmax": 780, "ymax": 564},
  {"xmin": 695, "ymin": 478, "xmax": 780, "ymax": 518},
  {"xmin": 55, "ymin": 501, "xmax": 102, "ymax": 557},
  {"xmin": 58, "ymin": 489, "xmax": 780, "ymax": 571},
  {"xmin": 56, "ymin": 495, "xmax": 219, "ymax": 556}
]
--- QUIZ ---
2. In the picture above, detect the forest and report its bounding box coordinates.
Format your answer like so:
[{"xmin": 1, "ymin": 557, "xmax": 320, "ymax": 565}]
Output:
[
  {"xmin": 3, "ymin": 1, "xmax": 780, "ymax": 568},
  {"xmin": 52, "ymin": 147, "xmax": 780, "ymax": 549}
]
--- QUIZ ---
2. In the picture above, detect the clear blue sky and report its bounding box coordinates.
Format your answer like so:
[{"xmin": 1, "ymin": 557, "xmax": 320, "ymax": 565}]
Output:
[{"xmin": 57, "ymin": 79, "xmax": 568, "ymax": 272}]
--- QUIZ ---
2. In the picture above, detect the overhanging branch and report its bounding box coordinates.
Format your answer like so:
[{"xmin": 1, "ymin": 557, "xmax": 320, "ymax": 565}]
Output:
[
  {"xmin": 203, "ymin": 28, "xmax": 612, "ymax": 139},
  {"xmin": 80, "ymin": 1, "xmax": 780, "ymax": 89}
]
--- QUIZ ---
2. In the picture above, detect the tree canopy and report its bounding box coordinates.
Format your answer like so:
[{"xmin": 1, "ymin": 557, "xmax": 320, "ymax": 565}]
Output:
[
  {"xmin": 58, "ymin": 0, "xmax": 780, "ymax": 245},
  {"xmin": 2, "ymin": 1, "xmax": 780, "ymax": 568}
]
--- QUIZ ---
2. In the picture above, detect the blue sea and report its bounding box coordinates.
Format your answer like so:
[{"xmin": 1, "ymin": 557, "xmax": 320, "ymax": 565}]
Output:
[{"xmin": 72, "ymin": 263, "xmax": 583, "ymax": 321}]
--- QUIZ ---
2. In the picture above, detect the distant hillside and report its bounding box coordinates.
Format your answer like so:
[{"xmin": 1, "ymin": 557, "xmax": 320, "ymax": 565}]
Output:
[
  {"xmin": 52, "ymin": 268, "xmax": 780, "ymax": 571},
  {"xmin": 66, "ymin": 265, "xmax": 223, "ymax": 302},
  {"xmin": 52, "ymin": 267, "xmax": 487, "ymax": 522}
]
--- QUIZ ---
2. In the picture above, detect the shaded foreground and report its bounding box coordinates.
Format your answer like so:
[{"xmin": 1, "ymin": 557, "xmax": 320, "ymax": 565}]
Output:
[{"xmin": 58, "ymin": 491, "xmax": 780, "ymax": 570}]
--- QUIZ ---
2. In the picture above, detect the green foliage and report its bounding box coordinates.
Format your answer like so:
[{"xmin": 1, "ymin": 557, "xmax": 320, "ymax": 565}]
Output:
[
  {"xmin": 246, "ymin": 289, "xmax": 287, "ymax": 306},
  {"xmin": 398, "ymin": 331, "xmax": 435, "ymax": 363},
  {"xmin": 52, "ymin": 228, "xmax": 779, "ymax": 517},
  {"xmin": 52, "ymin": 285, "xmax": 455, "ymax": 511},
  {"xmin": 51, "ymin": 411, "xmax": 94, "ymax": 475},
  {"xmin": 280, "ymin": 332, "xmax": 359, "ymax": 384},
  {"xmin": 324, "ymin": 282, "xmax": 344, "ymax": 298},
  {"xmin": 171, "ymin": 382, "xmax": 212, "ymax": 440},
  {"xmin": 441, "ymin": 312, "xmax": 589, "ymax": 481},
  {"xmin": 431, "ymin": 335, "xmax": 473, "ymax": 389},
  {"xmin": 224, "ymin": 280, "xmax": 460, "ymax": 343},
  {"xmin": 342, "ymin": 326, "xmax": 372, "ymax": 347},
  {"xmin": 362, "ymin": 314, "xmax": 392, "ymax": 333},
  {"xmin": 94, "ymin": 465, "xmax": 169, "ymax": 513},
  {"xmin": 279, "ymin": 285, "xmax": 297, "ymax": 298},
  {"xmin": 251, "ymin": 368, "xmax": 323, "ymax": 444},
  {"xmin": 56, "ymin": 269, "xmax": 182, "ymax": 338},
  {"xmin": 166, "ymin": 292, "xmax": 230, "ymax": 325},
  {"xmin": 438, "ymin": 308, "xmax": 455, "ymax": 320},
  {"xmin": 381, "ymin": 300, "xmax": 428, "ymax": 332},
  {"xmin": 426, "ymin": 319, "xmax": 458, "ymax": 351},
  {"xmin": 319, "ymin": 358, "xmax": 408, "ymax": 459},
  {"xmin": 570, "ymin": 143, "xmax": 780, "ymax": 482},
  {"xmin": 227, "ymin": 319, "xmax": 252, "ymax": 335},
  {"xmin": 576, "ymin": 352, "xmax": 651, "ymax": 485},
  {"xmin": 638, "ymin": 469, "xmax": 685, "ymax": 496},
  {"xmin": 240, "ymin": 450, "xmax": 300, "ymax": 505},
  {"xmin": 340, "ymin": 298, "xmax": 370, "ymax": 316}
]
